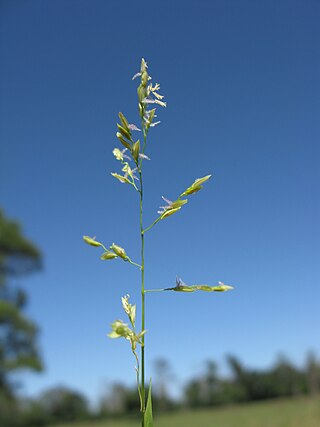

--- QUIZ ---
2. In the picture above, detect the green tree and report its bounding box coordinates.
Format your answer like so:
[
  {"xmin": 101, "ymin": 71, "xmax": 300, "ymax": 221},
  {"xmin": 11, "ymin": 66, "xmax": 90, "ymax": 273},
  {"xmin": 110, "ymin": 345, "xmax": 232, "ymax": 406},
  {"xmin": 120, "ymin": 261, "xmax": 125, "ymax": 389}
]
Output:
[
  {"xmin": 39, "ymin": 386, "xmax": 89, "ymax": 423},
  {"xmin": 306, "ymin": 351, "xmax": 320, "ymax": 395},
  {"xmin": 271, "ymin": 355, "xmax": 306, "ymax": 397},
  {"xmin": 226, "ymin": 355, "xmax": 272, "ymax": 401},
  {"xmin": 0, "ymin": 209, "xmax": 43, "ymax": 400},
  {"xmin": 204, "ymin": 361, "xmax": 219, "ymax": 405},
  {"xmin": 184, "ymin": 378, "xmax": 204, "ymax": 408}
]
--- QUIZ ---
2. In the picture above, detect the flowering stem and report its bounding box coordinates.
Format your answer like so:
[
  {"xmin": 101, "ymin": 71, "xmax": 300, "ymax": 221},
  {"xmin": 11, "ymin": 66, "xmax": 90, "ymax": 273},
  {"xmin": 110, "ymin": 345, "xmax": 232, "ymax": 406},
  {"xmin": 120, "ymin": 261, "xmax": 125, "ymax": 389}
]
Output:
[
  {"xmin": 139, "ymin": 130, "xmax": 147, "ymax": 426},
  {"xmin": 127, "ymin": 258, "xmax": 142, "ymax": 270},
  {"xmin": 142, "ymin": 217, "xmax": 161, "ymax": 234}
]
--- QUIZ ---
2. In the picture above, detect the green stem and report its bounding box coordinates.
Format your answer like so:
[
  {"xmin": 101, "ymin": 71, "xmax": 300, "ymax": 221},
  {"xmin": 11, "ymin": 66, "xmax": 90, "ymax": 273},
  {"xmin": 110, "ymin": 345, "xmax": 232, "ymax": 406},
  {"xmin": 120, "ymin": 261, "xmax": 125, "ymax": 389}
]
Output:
[
  {"xmin": 143, "ymin": 216, "xmax": 161, "ymax": 234},
  {"xmin": 139, "ymin": 129, "xmax": 147, "ymax": 427},
  {"xmin": 127, "ymin": 258, "xmax": 142, "ymax": 269},
  {"xmin": 145, "ymin": 288, "xmax": 166, "ymax": 293},
  {"xmin": 133, "ymin": 349, "xmax": 142, "ymax": 411}
]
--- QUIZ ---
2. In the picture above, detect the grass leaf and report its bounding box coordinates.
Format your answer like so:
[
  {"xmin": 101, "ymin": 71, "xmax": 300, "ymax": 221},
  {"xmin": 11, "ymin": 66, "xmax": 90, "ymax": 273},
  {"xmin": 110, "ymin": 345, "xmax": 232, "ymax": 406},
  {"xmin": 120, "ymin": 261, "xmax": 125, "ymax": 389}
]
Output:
[{"xmin": 144, "ymin": 379, "xmax": 153, "ymax": 427}]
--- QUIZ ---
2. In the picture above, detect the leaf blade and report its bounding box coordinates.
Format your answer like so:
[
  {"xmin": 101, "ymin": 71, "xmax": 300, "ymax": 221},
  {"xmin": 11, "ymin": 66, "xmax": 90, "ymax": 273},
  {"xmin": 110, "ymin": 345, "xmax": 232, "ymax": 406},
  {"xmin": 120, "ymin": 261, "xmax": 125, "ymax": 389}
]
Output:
[{"xmin": 144, "ymin": 379, "xmax": 153, "ymax": 427}]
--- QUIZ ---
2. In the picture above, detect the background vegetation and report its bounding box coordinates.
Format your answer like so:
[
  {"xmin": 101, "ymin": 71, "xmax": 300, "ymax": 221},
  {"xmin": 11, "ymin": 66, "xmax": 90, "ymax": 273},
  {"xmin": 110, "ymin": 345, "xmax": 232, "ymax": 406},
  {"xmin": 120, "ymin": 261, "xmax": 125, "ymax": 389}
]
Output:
[{"xmin": 54, "ymin": 396, "xmax": 320, "ymax": 427}]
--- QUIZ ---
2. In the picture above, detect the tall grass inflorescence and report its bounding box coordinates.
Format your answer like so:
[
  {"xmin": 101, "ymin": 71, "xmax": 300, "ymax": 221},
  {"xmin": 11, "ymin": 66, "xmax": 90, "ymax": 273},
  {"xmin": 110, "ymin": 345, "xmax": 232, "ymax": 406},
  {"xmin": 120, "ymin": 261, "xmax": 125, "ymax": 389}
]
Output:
[{"xmin": 83, "ymin": 59, "xmax": 233, "ymax": 426}]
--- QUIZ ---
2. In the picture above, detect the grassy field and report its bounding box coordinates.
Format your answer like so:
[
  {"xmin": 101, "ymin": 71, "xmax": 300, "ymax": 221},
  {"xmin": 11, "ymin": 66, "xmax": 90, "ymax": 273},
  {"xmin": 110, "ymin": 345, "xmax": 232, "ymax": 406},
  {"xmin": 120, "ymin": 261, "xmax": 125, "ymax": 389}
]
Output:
[{"xmin": 54, "ymin": 396, "xmax": 320, "ymax": 427}]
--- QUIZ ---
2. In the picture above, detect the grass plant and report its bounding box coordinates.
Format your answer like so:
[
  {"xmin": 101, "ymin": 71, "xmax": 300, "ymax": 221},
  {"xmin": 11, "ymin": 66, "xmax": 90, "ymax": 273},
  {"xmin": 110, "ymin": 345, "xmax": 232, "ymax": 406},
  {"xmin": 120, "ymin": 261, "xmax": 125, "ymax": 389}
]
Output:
[{"xmin": 83, "ymin": 59, "xmax": 233, "ymax": 426}]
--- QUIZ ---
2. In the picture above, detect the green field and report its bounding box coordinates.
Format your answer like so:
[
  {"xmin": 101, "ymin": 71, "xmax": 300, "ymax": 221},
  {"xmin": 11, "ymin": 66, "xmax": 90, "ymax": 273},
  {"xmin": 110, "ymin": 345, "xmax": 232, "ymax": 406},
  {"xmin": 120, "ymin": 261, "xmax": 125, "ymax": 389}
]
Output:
[{"xmin": 55, "ymin": 396, "xmax": 320, "ymax": 427}]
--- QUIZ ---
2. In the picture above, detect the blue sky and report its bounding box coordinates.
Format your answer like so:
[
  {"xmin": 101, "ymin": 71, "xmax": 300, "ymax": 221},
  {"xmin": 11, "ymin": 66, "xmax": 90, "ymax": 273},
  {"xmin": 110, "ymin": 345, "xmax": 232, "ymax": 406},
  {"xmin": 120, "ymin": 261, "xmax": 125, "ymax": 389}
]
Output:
[{"xmin": 1, "ymin": 0, "xmax": 319, "ymax": 403}]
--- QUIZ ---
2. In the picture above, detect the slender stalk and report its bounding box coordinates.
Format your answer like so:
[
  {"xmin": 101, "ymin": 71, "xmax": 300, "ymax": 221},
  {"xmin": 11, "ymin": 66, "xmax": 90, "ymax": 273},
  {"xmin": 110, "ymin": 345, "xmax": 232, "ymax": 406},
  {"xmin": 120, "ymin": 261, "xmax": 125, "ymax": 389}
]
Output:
[
  {"xmin": 139, "ymin": 126, "xmax": 147, "ymax": 426},
  {"xmin": 127, "ymin": 258, "xmax": 142, "ymax": 269},
  {"xmin": 140, "ymin": 170, "xmax": 145, "ymax": 426},
  {"xmin": 133, "ymin": 350, "xmax": 142, "ymax": 411},
  {"xmin": 143, "ymin": 217, "xmax": 161, "ymax": 234}
]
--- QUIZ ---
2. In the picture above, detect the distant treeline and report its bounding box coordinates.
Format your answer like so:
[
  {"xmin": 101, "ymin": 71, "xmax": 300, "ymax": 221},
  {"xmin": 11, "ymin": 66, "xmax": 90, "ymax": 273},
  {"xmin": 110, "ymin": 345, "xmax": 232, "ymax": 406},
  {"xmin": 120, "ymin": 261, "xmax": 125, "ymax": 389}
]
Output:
[
  {"xmin": 1, "ymin": 352, "xmax": 320, "ymax": 426},
  {"xmin": 184, "ymin": 353, "xmax": 320, "ymax": 408}
]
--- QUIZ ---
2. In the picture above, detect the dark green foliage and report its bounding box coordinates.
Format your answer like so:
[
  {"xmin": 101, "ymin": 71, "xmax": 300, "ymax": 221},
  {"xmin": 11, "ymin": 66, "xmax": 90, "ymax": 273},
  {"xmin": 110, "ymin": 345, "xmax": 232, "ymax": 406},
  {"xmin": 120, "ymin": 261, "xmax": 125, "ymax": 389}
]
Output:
[
  {"xmin": 0, "ymin": 209, "xmax": 43, "ymax": 426},
  {"xmin": 0, "ymin": 387, "xmax": 90, "ymax": 427},
  {"xmin": 17, "ymin": 399, "xmax": 49, "ymax": 427},
  {"xmin": 184, "ymin": 354, "xmax": 320, "ymax": 409},
  {"xmin": 0, "ymin": 391, "xmax": 21, "ymax": 427},
  {"xmin": 97, "ymin": 354, "xmax": 320, "ymax": 418},
  {"xmin": 306, "ymin": 351, "xmax": 320, "ymax": 395},
  {"xmin": 226, "ymin": 355, "xmax": 308, "ymax": 402},
  {"xmin": 39, "ymin": 386, "xmax": 90, "ymax": 423},
  {"xmin": 0, "ymin": 210, "xmax": 41, "ymax": 277},
  {"xmin": 184, "ymin": 379, "xmax": 204, "ymax": 408}
]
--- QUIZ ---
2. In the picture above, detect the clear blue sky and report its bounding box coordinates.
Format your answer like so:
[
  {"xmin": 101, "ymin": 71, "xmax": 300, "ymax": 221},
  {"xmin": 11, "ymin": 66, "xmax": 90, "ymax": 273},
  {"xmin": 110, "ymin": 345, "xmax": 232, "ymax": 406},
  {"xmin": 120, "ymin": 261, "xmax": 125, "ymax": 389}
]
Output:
[{"xmin": 1, "ymin": 0, "xmax": 319, "ymax": 403}]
